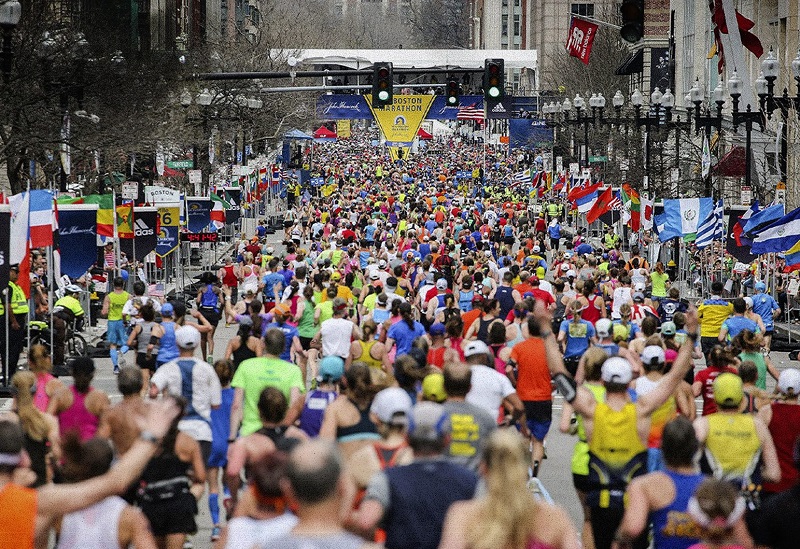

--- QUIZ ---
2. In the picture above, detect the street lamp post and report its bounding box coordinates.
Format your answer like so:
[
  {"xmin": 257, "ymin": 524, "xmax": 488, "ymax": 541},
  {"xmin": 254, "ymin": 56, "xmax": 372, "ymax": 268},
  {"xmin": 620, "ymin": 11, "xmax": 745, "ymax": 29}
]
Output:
[
  {"xmin": 755, "ymin": 48, "xmax": 800, "ymax": 187},
  {"xmin": 631, "ymin": 87, "xmax": 671, "ymax": 198},
  {"xmin": 0, "ymin": 0, "xmax": 21, "ymax": 84},
  {"xmin": 728, "ymin": 71, "xmax": 765, "ymax": 194},
  {"xmin": 689, "ymin": 79, "xmax": 725, "ymax": 197},
  {"xmin": 562, "ymin": 93, "xmax": 594, "ymax": 167}
]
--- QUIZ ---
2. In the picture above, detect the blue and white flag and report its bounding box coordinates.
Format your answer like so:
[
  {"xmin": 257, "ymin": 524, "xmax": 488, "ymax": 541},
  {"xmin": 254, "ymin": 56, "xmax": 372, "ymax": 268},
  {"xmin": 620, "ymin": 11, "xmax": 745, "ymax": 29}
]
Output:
[
  {"xmin": 514, "ymin": 169, "xmax": 531, "ymax": 184},
  {"xmin": 751, "ymin": 206, "xmax": 800, "ymax": 254},
  {"xmin": 695, "ymin": 199, "xmax": 724, "ymax": 249},
  {"xmin": 655, "ymin": 198, "xmax": 714, "ymax": 242},
  {"xmin": 743, "ymin": 203, "xmax": 784, "ymax": 236}
]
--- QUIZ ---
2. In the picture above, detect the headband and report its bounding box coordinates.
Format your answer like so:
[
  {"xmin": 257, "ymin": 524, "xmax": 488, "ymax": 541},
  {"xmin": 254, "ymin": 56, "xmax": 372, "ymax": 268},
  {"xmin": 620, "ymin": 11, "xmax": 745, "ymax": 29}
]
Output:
[{"xmin": 0, "ymin": 453, "xmax": 22, "ymax": 466}]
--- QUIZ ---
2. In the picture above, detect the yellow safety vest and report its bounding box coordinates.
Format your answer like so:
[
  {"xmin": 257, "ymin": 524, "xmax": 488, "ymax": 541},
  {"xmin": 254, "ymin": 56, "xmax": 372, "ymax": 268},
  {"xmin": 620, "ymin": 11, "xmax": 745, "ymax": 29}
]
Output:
[
  {"xmin": 705, "ymin": 413, "xmax": 761, "ymax": 481},
  {"xmin": 9, "ymin": 282, "xmax": 28, "ymax": 315}
]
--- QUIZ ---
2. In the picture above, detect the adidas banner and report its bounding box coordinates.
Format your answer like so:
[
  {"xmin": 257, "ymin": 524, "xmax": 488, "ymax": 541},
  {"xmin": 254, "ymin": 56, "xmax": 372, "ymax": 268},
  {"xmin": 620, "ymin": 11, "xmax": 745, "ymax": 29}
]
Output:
[
  {"xmin": 486, "ymin": 96, "xmax": 513, "ymax": 119},
  {"xmin": 224, "ymin": 188, "xmax": 241, "ymax": 225},
  {"xmin": 119, "ymin": 208, "xmax": 158, "ymax": 262},
  {"xmin": 58, "ymin": 208, "xmax": 99, "ymax": 278}
]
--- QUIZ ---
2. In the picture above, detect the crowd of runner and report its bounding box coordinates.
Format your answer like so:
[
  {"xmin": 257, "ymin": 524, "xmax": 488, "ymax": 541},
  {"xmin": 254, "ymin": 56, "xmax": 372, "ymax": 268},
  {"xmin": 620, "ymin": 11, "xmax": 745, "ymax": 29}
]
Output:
[{"xmin": 2, "ymin": 135, "xmax": 800, "ymax": 549}]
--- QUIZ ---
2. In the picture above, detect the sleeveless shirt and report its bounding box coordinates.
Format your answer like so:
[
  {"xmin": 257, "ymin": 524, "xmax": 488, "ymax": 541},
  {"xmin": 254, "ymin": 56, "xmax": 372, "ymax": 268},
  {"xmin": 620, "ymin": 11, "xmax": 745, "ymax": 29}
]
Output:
[{"xmin": 58, "ymin": 496, "xmax": 127, "ymax": 549}]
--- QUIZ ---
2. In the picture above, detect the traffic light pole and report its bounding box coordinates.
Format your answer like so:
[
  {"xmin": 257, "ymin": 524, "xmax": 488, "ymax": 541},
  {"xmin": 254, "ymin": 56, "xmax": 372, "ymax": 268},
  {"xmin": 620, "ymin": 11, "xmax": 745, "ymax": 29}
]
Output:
[{"xmin": 193, "ymin": 68, "xmax": 485, "ymax": 81}]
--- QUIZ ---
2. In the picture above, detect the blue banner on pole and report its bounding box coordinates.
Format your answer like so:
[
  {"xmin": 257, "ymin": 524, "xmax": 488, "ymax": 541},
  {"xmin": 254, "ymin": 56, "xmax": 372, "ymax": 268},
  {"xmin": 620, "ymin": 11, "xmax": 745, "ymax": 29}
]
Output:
[
  {"xmin": 58, "ymin": 209, "xmax": 98, "ymax": 278},
  {"xmin": 428, "ymin": 96, "xmax": 485, "ymax": 119},
  {"xmin": 316, "ymin": 95, "xmax": 373, "ymax": 120},
  {"xmin": 224, "ymin": 189, "xmax": 241, "ymax": 225},
  {"xmin": 509, "ymin": 119, "xmax": 553, "ymax": 150},
  {"xmin": 186, "ymin": 198, "xmax": 212, "ymax": 233},
  {"xmin": 309, "ymin": 177, "xmax": 324, "ymax": 187}
]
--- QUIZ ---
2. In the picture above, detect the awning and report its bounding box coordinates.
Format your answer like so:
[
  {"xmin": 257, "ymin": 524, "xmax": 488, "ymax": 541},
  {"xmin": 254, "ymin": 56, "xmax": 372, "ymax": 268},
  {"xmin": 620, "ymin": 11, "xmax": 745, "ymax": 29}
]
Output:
[
  {"xmin": 615, "ymin": 49, "xmax": 643, "ymax": 76},
  {"xmin": 713, "ymin": 146, "xmax": 746, "ymax": 177},
  {"xmin": 284, "ymin": 129, "xmax": 313, "ymax": 140},
  {"xmin": 417, "ymin": 127, "xmax": 433, "ymax": 140},
  {"xmin": 313, "ymin": 126, "xmax": 337, "ymax": 138}
]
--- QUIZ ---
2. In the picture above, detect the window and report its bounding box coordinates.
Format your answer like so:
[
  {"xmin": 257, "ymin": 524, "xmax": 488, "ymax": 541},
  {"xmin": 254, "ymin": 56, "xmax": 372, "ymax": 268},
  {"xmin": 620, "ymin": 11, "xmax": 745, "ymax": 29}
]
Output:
[
  {"xmin": 513, "ymin": 14, "xmax": 520, "ymax": 36},
  {"xmin": 682, "ymin": 0, "xmax": 695, "ymax": 96},
  {"xmin": 570, "ymin": 3, "xmax": 594, "ymax": 17},
  {"xmin": 502, "ymin": 14, "xmax": 508, "ymax": 36}
]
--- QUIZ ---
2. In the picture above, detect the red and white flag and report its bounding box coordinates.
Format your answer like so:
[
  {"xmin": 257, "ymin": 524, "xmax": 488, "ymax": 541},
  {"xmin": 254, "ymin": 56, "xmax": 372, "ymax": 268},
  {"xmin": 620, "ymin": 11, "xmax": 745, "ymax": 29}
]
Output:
[
  {"xmin": 457, "ymin": 104, "xmax": 485, "ymax": 122},
  {"xmin": 565, "ymin": 16, "xmax": 599, "ymax": 65}
]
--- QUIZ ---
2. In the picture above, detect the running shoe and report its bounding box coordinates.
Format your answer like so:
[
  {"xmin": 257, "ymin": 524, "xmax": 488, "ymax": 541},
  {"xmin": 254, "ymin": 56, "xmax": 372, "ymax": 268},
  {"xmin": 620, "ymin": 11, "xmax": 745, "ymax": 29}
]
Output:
[{"xmin": 211, "ymin": 526, "xmax": 221, "ymax": 542}]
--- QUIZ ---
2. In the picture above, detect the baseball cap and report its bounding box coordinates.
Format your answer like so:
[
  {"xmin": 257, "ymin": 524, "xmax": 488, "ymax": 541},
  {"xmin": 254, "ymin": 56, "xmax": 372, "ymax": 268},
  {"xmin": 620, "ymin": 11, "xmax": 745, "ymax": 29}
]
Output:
[
  {"xmin": 664, "ymin": 349, "xmax": 678, "ymax": 363},
  {"xmin": 641, "ymin": 345, "xmax": 666, "ymax": 367},
  {"xmin": 331, "ymin": 272, "xmax": 342, "ymax": 281},
  {"xmin": 318, "ymin": 356, "xmax": 345, "ymax": 382},
  {"xmin": 660, "ymin": 321, "xmax": 677, "ymax": 336},
  {"xmin": 436, "ymin": 278, "xmax": 448, "ymax": 290},
  {"xmin": 370, "ymin": 272, "xmax": 380, "ymax": 280},
  {"xmin": 595, "ymin": 318, "xmax": 612, "ymax": 338},
  {"xmin": 160, "ymin": 302, "xmax": 175, "ymax": 317},
  {"xmin": 778, "ymin": 368, "xmax": 800, "ymax": 395},
  {"xmin": 408, "ymin": 401, "xmax": 448, "ymax": 441},
  {"xmin": 379, "ymin": 259, "xmax": 387, "ymax": 268},
  {"xmin": 601, "ymin": 357, "xmax": 633, "ymax": 384},
  {"xmin": 632, "ymin": 292, "xmax": 645, "ymax": 302},
  {"xmin": 533, "ymin": 245, "xmax": 541, "ymax": 253},
  {"xmin": 463, "ymin": 340, "xmax": 490, "ymax": 358},
  {"xmin": 332, "ymin": 297, "xmax": 348, "ymax": 312},
  {"xmin": 713, "ymin": 373, "xmax": 743, "ymax": 406},
  {"xmin": 376, "ymin": 293, "xmax": 388, "ymax": 306},
  {"xmin": 744, "ymin": 296, "xmax": 753, "ymax": 309},
  {"xmin": 755, "ymin": 281, "xmax": 766, "ymax": 291},
  {"xmin": 422, "ymin": 373, "xmax": 447, "ymax": 403},
  {"xmin": 429, "ymin": 322, "xmax": 446, "ymax": 336},
  {"xmin": 371, "ymin": 387, "xmax": 413, "ymax": 426},
  {"xmin": 272, "ymin": 303, "xmax": 291, "ymax": 316},
  {"xmin": 560, "ymin": 264, "xmax": 570, "ymax": 271},
  {"xmin": 175, "ymin": 325, "xmax": 201, "ymax": 350},
  {"xmin": 566, "ymin": 269, "xmax": 577, "ymax": 278}
]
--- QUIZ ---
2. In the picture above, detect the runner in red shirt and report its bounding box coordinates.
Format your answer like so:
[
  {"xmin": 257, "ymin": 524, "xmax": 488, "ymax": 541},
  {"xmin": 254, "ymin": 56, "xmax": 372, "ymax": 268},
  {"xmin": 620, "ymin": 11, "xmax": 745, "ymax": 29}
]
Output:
[{"xmin": 692, "ymin": 345, "xmax": 738, "ymax": 416}]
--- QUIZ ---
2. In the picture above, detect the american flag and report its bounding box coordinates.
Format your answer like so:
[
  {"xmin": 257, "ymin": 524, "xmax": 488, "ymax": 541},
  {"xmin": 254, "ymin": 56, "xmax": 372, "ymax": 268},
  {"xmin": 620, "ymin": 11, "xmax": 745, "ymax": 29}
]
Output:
[
  {"xmin": 608, "ymin": 192, "xmax": 623, "ymax": 211},
  {"xmin": 457, "ymin": 104, "xmax": 484, "ymax": 122}
]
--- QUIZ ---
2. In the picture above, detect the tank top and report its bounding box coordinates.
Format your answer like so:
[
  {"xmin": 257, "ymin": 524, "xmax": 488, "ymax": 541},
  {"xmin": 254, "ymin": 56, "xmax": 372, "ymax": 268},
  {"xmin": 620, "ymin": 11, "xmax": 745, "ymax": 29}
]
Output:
[
  {"xmin": 705, "ymin": 413, "xmax": 761, "ymax": 482},
  {"xmin": 107, "ymin": 291, "xmax": 129, "ymax": 321},
  {"xmin": 496, "ymin": 285, "xmax": 515, "ymax": 319},
  {"xmin": 221, "ymin": 265, "xmax": 238, "ymax": 287},
  {"xmin": 268, "ymin": 532, "xmax": 366, "ymax": 549},
  {"xmin": 458, "ymin": 290, "xmax": 474, "ymax": 312},
  {"xmin": 297, "ymin": 300, "xmax": 317, "ymax": 338},
  {"xmin": 256, "ymin": 426, "xmax": 301, "ymax": 452},
  {"xmin": 571, "ymin": 383, "xmax": 606, "ymax": 476},
  {"xmin": 357, "ymin": 340, "xmax": 383, "ymax": 370},
  {"xmin": 0, "ymin": 483, "xmax": 37, "ymax": 549},
  {"xmin": 136, "ymin": 321, "xmax": 156, "ymax": 355},
  {"xmin": 59, "ymin": 386, "xmax": 99, "ymax": 442},
  {"xmin": 300, "ymin": 390, "xmax": 338, "ymax": 438},
  {"xmin": 156, "ymin": 321, "xmax": 178, "ymax": 364},
  {"xmin": 489, "ymin": 343, "xmax": 507, "ymax": 375},
  {"xmin": 476, "ymin": 316, "xmax": 498, "ymax": 343},
  {"xmin": 57, "ymin": 496, "xmax": 127, "ymax": 549},
  {"xmin": 23, "ymin": 431, "xmax": 48, "ymax": 488},
  {"xmin": 763, "ymin": 402, "xmax": 800, "ymax": 493},
  {"xmin": 33, "ymin": 372, "xmax": 55, "ymax": 412},
  {"xmin": 507, "ymin": 322, "xmax": 525, "ymax": 349},
  {"xmin": 581, "ymin": 295, "xmax": 602, "ymax": 324},
  {"xmin": 336, "ymin": 399, "xmax": 380, "ymax": 442},
  {"xmin": 232, "ymin": 338, "xmax": 258, "ymax": 368},
  {"xmin": 650, "ymin": 470, "xmax": 705, "ymax": 549},
  {"xmin": 200, "ymin": 284, "xmax": 219, "ymax": 310},
  {"xmin": 427, "ymin": 346, "xmax": 447, "ymax": 370},
  {"xmin": 635, "ymin": 376, "xmax": 678, "ymax": 449},
  {"xmin": 137, "ymin": 449, "xmax": 191, "ymax": 504}
]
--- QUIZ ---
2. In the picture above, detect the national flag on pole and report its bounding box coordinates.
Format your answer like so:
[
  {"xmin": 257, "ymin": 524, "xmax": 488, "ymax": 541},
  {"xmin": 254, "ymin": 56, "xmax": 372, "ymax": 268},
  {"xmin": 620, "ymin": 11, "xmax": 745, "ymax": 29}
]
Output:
[
  {"xmin": 732, "ymin": 200, "xmax": 759, "ymax": 247},
  {"xmin": 783, "ymin": 240, "xmax": 800, "ymax": 272},
  {"xmin": 655, "ymin": 198, "xmax": 715, "ymax": 242},
  {"xmin": 586, "ymin": 187, "xmax": 615, "ymax": 224},
  {"xmin": 116, "ymin": 204, "xmax": 134, "ymax": 239},
  {"xmin": 553, "ymin": 172, "xmax": 567, "ymax": 192},
  {"xmin": 751, "ymin": 206, "xmax": 800, "ymax": 254},
  {"xmin": 29, "ymin": 190, "xmax": 54, "ymax": 247},
  {"xmin": 575, "ymin": 189, "xmax": 599, "ymax": 214},
  {"xmin": 9, "ymin": 192, "xmax": 30, "ymax": 298},
  {"xmin": 620, "ymin": 183, "xmax": 641, "ymax": 231},
  {"xmin": 568, "ymin": 182, "xmax": 602, "ymax": 208},
  {"xmin": 457, "ymin": 104, "xmax": 485, "ymax": 122},
  {"xmin": 82, "ymin": 194, "xmax": 115, "ymax": 237},
  {"xmin": 695, "ymin": 199, "xmax": 724, "ymax": 248},
  {"xmin": 641, "ymin": 198, "xmax": 654, "ymax": 231},
  {"xmin": 565, "ymin": 16, "xmax": 599, "ymax": 65},
  {"xmin": 210, "ymin": 193, "xmax": 228, "ymax": 229},
  {"xmin": 701, "ymin": 134, "xmax": 712, "ymax": 179},
  {"xmin": 743, "ymin": 203, "xmax": 784, "ymax": 237},
  {"xmin": 514, "ymin": 169, "xmax": 532, "ymax": 184}
]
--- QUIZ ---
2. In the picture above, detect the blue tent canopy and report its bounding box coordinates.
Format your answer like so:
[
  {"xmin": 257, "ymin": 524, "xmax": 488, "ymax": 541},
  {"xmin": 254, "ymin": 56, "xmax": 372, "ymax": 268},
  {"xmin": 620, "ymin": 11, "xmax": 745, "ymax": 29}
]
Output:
[{"xmin": 284, "ymin": 129, "xmax": 313, "ymax": 140}]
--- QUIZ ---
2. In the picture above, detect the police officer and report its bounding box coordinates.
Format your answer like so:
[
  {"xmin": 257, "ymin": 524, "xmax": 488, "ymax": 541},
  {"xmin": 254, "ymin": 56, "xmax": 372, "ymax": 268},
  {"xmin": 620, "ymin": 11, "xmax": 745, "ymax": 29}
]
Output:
[
  {"xmin": 6, "ymin": 265, "xmax": 28, "ymax": 375},
  {"xmin": 52, "ymin": 284, "xmax": 86, "ymax": 368}
]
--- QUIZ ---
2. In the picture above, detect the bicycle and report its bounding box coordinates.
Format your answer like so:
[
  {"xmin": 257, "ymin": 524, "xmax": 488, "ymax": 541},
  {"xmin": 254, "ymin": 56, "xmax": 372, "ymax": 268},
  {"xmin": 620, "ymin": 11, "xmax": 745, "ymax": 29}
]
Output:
[{"xmin": 28, "ymin": 319, "xmax": 88, "ymax": 360}]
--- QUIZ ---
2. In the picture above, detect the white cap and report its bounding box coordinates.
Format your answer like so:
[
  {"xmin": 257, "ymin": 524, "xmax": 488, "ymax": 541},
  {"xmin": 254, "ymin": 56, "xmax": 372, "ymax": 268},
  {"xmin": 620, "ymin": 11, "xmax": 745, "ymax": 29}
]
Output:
[
  {"xmin": 640, "ymin": 345, "xmax": 666, "ymax": 367},
  {"xmin": 464, "ymin": 340, "xmax": 490, "ymax": 358},
  {"xmin": 601, "ymin": 357, "xmax": 633, "ymax": 384},
  {"xmin": 175, "ymin": 325, "xmax": 201, "ymax": 350},
  {"xmin": 744, "ymin": 296, "xmax": 754, "ymax": 309},
  {"xmin": 371, "ymin": 387, "xmax": 413, "ymax": 425},
  {"xmin": 436, "ymin": 278, "xmax": 448, "ymax": 290},
  {"xmin": 778, "ymin": 368, "xmax": 800, "ymax": 395},
  {"xmin": 533, "ymin": 245, "xmax": 541, "ymax": 253},
  {"xmin": 566, "ymin": 269, "xmax": 577, "ymax": 278},
  {"xmin": 633, "ymin": 282, "xmax": 646, "ymax": 292},
  {"xmin": 560, "ymin": 264, "xmax": 570, "ymax": 271},
  {"xmin": 595, "ymin": 318, "xmax": 612, "ymax": 338}
]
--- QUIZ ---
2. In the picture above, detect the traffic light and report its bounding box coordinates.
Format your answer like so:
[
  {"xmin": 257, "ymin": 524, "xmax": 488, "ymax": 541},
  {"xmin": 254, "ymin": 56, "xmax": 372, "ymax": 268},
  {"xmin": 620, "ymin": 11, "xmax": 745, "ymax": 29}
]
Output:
[
  {"xmin": 446, "ymin": 77, "xmax": 459, "ymax": 106},
  {"xmin": 484, "ymin": 59, "xmax": 504, "ymax": 100},
  {"xmin": 620, "ymin": 0, "xmax": 644, "ymax": 43},
  {"xmin": 372, "ymin": 62, "xmax": 393, "ymax": 108}
]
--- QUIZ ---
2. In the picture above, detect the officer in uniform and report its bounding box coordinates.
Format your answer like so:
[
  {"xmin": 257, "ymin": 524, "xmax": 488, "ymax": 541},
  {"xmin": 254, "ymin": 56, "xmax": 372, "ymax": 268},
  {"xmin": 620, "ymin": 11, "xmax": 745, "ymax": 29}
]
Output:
[
  {"xmin": 6, "ymin": 265, "xmax": 28, "ymax": 376},
  {"xmin": 52, "ymin": 284, "xmax": 86, "ymax": 367}
]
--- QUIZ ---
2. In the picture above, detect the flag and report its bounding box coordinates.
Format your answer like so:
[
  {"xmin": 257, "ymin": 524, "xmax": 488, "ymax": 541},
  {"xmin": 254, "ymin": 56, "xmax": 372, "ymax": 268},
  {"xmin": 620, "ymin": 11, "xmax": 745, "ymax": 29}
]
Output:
[
  {"xmin": 565, "ymin": 16, "xmax": 599, "ymax": 65},
  {"xmin": 575, "ymin": 190, "xmax": 599, "ymax": 214},
  {"xmin": 8, "ymin": 192, "xmax": 30, "ymax": 298},
  {"xmin": 586, "ymin": 187, "xmax": 615, "ymax": 224},
  {"xmin": 727, "ymin": 208, "xmax": 757, "ymax": 263},
  {"xmin": 553, "ymin": 173, "xmax": 567, "ymax": 192},
  {"xmin": 620, "ymin": 183, "xmax": 641, "ymax": 231},
  {"xmin": 655, "ymin": 198, "xmax": 715, "ymax": 242},
  {"xmin": 457, "ymin": 104, "xmax": 484, "ymax": 122},
  {"xmin": 641, "ymin": 198, "xmax": 654, "ymax": 231},
  {"xmin": 116, "ymin": 204, "xmax": 134, "ymax": 238},
  {"xmin": 598, "ymin": 190, "xmax": 624, "ymax": 227},
  {"xmin": 695, "ymin": 199, "xmax": 724, "ymax": 249},
  {"xmin": 784, "ymin": 240, "xmax": 800, "ymax": 272},
  {"xmin": 83, "ymin": 194, "xmax": 115, "ymax": 237},
  {"xmin": 710, "ymin": 0, "xmax": 763, "ymax": 73},
  {"xmin": 567, "ymin": 180, "xmax": 600, "ymax": 203},
  {"xmin": 28, "ymin": 190, "xmax": 54, "ymax": 248},
  {"xmin": 701, "ymin": 134, "xmax": 711, "ymax": 179},
  {"xmin": 743, "ymin": 203, "xmax": 784, "ymax": 236},
  {"xmin": 733, "ymin": 200, "xmax": 759, "ymax": 246},
  {"xmin": 514, "ymin": 168, "xmax": 531, "ymax": 184},
  {"xmin": 751, "ymin": 206, "xmax": 800, "ymax": 254},
  {"xmin": 210, "ymin": 192, "xmax": 228, "ymax": 229}
]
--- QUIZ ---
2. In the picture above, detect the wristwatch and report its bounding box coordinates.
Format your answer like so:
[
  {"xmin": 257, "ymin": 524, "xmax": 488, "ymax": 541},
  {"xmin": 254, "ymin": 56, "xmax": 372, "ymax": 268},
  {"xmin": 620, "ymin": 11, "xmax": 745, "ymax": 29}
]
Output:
[{"xmin": 140, "ymin": 431, "xmax": 162, "ymax": 445}]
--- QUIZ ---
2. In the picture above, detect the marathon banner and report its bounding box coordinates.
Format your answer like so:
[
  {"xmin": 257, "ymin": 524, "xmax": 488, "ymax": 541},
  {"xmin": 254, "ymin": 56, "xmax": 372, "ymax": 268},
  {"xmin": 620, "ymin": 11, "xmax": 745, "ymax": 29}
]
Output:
[
  {"xmin": 186, "ymin": 197, "xmax": 212, "ymax": 233},
  {"xmin": 156, "ymin": 207, "xmax": 179, "ymax": 258},
  {"xmin": 428, "ymin": 96, "xmax": 485, "ymax": 119},
  {"xmin": 0, "ymin": 209, "xmax": 9, "ymax": 291},
  {"xmin": 144, "ymin": 185, "xmax": 182, "ymax": 205},
  {"xmin": 224, "ymin": 188, "xmax": 241, "ymax": 225},
  {"xmin": 365, "ymin": 95, "xmax": 435, "ymax": 143},
  {"xmin": 119, "ymin": 208, "xmax": 158, "ymax": 262},
  {"xmin": 509, "ymin": 119, "xmax": 554, "ymax": 150},
  {"xmin": 57, "ymin": 206, "xmax": 99, "ymax": 278}
]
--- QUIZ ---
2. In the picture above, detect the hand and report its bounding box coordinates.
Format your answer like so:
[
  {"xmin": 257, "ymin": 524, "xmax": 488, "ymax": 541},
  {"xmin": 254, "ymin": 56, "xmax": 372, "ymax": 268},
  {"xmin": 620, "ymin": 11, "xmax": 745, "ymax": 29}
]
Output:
[
  {"xmin": 684, "ymin": 306, "xmax": 699, "ymax": 334},
  {"xmin": 134, "ymin": 397, "xmax": 181, "ymax": 440},
  {"xmin": 531, "ymin": 299, "xmax": 552, "ymax": 329}
]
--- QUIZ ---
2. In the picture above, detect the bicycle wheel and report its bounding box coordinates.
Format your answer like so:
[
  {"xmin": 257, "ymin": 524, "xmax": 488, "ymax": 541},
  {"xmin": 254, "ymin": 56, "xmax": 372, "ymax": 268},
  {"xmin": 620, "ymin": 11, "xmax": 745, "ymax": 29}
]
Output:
[{"xmin": 67, "ymin": 334, "xmax": 88, "ymax": 357}]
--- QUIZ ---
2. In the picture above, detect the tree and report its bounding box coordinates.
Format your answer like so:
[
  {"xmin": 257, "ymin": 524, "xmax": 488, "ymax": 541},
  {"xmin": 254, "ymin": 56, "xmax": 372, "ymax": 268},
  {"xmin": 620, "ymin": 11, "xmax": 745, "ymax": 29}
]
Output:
[{"xmin": 406, "ymin": 0, "xmax": 471, "ymax": 49}]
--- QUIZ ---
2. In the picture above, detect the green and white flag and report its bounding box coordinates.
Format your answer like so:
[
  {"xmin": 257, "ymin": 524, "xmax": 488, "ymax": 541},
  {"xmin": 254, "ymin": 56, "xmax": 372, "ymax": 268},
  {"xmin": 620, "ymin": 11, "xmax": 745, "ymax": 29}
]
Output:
[{"xmin": 701, "ymin": 133, "xmax": 711, "ymax": 179}]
